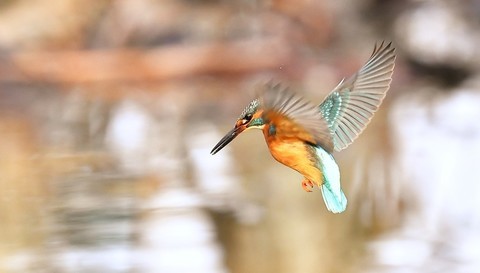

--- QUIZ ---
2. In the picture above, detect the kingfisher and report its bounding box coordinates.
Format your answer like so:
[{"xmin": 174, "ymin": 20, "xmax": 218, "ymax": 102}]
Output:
[{"xmin": 210, "ymin": 42, "xmax": 395, "ymax": 213}]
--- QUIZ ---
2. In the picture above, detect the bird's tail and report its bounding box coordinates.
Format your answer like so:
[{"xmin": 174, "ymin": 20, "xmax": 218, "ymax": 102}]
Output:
[
  {"xmin": 315, "ymin": 146, "xmax": 348, "ymax": 213},
  {"xmin": 321, "ymin": 183, "xmax": 347, "ymax": 213}
]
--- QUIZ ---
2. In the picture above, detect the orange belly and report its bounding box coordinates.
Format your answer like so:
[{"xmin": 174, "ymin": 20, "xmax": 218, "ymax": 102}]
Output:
[{"xmin": 265, "ymin": 138, "xmax": 324, "ymax": 186}]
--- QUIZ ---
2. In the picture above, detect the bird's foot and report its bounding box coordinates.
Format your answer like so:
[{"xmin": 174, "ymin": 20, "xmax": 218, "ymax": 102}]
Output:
[{"xmin": 301, "ymin": 179, "xmax": 315, "ymax": 192}]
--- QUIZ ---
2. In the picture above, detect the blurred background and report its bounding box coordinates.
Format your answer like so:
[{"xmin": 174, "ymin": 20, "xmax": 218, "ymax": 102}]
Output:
[{"xmin": 0, "ymin": 0, "xmax": 480, "ymax": 272}]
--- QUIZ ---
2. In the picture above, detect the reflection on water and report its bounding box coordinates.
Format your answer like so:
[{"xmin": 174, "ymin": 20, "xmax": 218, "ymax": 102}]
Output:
[
  {"xmin": 364, "ymin": 87, "xmax": 480, "ymax": 273},
  {"xmin": 139, "ymin": 188, "xmax": 227, "ymax": 273},
  {"xmin": 0, "ymin": 90, "xmax": 232, "ymax": 273},
  {"xmin": 52, "ymin": 174, "xmax": 136, "ymax": 247},
  {"xmin": 2, "ymin": 85, "xmax": 480, "ymax": 273}
]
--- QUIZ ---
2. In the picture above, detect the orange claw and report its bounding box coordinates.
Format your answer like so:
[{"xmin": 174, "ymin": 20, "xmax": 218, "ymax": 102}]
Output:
[{"xmin": 301, "ymin": 179, "xmax": 314, "ymax": 192}]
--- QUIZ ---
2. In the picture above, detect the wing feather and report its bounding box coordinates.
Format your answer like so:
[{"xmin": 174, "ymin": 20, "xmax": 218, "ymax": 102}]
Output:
[
  {"xmin": 319, "ymin": 41, "xmax": 396, "ymax": 151},
  {"xmin": 259, "ymin": 83, "xmax": 334, "ymax": 152}
]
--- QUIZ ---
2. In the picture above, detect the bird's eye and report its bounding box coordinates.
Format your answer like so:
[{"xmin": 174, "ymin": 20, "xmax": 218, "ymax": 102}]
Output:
[{"xmin": 241, "ymin": 113, "xmax": 253, "ymax": 124}]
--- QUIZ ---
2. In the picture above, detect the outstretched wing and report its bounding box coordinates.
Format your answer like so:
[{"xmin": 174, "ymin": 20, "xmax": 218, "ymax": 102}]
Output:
[
  {"xmin": 319, "ymin": 41, "xmax": 396, "ymax": 151},
  {"xmin": 259, "ymin": 83, "xmax": 334, "ymax": 152}
]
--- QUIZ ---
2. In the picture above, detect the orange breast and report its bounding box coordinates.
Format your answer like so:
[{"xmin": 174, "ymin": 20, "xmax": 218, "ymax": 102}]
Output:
[{"xmin": 263, "ymin": 131, "xmax": 324, "ymax": 185}]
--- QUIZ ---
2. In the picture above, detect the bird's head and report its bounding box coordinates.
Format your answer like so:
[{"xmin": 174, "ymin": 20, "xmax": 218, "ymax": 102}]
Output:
[
  {"xmin": 210, "ymin": 82, "xmax": 335, "ymax": 155},
  {"xmin": 210, "ymin": 98, "xmax": 265, "ymax": 155}
]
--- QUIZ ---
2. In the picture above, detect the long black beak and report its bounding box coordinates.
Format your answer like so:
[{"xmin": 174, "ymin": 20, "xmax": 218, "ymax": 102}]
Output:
[{"xmin": 211, "ymin": 126, "xmax": 244, "ymax": 155}]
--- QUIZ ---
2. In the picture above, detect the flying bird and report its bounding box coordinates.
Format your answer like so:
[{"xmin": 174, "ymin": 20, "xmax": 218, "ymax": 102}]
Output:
[{"xmin": 211, "ymin": 42, "xmax": 396, "ymax": 213}]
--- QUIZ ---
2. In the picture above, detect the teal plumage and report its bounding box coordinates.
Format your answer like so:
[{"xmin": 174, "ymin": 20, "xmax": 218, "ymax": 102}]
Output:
[
  {"xmin": 315, "ymin": 146, "xmax": 346, "ymax": 213},
  {"xmin": 320, "ymin": 42, "xmax": 396, "ymax": 151}
]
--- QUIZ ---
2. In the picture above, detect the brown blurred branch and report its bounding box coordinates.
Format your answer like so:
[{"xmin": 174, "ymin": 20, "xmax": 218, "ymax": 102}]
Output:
[{"xmin": 0, "ymin": 38, "xmax": 292, "ymax": 84}]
